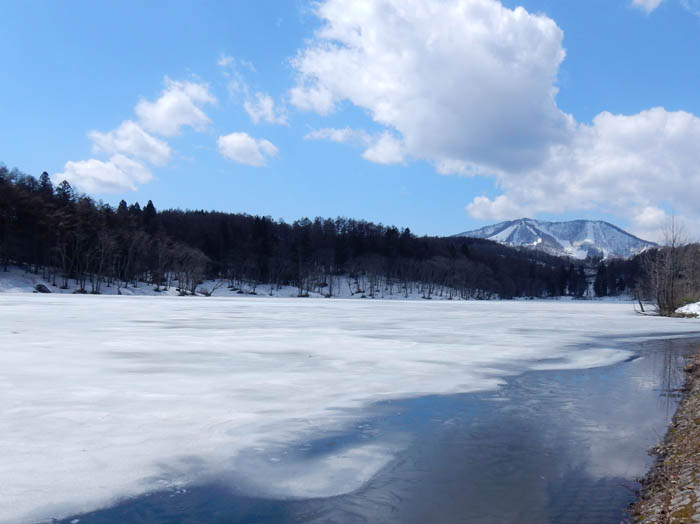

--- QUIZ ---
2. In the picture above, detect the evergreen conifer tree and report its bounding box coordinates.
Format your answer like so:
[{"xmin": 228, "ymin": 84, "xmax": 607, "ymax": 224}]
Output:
[
  {"xmin": 55, "ymin": 180, "xmax": 74, "ymax": 204},
  {"xmin": 39, "ymin": 172, "xmax": 53, "ymax": 198}
]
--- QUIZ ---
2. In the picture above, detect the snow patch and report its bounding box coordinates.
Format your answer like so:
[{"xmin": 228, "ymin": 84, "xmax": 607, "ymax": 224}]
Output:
[{"xmin": 677, "ymin": 301, "xmax": 700, "ymax": 316}]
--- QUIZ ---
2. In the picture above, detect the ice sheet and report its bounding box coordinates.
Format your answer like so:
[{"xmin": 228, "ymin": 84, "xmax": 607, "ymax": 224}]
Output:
[{"xmin": 1, "ymin": 295, "xmax": 699, "ymax": 523}]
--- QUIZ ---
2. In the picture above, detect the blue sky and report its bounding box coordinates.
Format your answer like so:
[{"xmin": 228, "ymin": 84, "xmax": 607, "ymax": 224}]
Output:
[{"xmin": 2, "ymin": 0, "xmax": 700, "ymax": 239}]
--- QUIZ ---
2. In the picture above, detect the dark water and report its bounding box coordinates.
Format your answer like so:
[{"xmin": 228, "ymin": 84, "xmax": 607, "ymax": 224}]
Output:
[{"xmin": 57, "ymin": 337, "xmax": 699, "ymax": 524}]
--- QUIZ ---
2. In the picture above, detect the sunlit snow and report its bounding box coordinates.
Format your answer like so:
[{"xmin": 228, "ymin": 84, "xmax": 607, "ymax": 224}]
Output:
[
  {"xmin": 1, "ymin": 295, "xmax": 699, "ymax": 524},
  {"xmin": 678, "ymin": 301, "xmax": 700, "ymax": 316}
]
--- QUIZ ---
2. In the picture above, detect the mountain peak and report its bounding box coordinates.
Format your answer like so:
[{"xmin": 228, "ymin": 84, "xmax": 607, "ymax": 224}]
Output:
[{"xmin": 455, "ymin": 218, "xmax": 655, "ymax": 259}]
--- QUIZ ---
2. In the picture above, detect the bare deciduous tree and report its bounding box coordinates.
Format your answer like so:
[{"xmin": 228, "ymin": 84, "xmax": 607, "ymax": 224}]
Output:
[{"xmin": 641, "ymin": 215, "xmax": 699, "ymax": 315}]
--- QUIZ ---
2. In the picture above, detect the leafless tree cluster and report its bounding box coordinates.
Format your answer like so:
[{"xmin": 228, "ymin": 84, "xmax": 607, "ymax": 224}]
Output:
[
  {"xmin": 0, "ymin": 168, "xmax": 209, "ymax": 295},
  {"xmin": 641, "ymin": 217, "xmax": 700, "ymax": 315}
]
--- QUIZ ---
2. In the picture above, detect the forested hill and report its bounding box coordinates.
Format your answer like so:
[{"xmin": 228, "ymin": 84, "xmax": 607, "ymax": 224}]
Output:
[{"xmin": 0, "ymin": 165, "xmax": 639, "ymax": 298}]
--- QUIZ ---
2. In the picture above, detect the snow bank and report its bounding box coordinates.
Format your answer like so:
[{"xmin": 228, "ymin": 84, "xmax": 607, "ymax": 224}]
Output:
[
  {"xmin": 677, "ymin": 301, "xmax": 700, "ymax": 316},
  {"xmin": 1, "ymin": 296, "xmax": 699, "ymax": 523}
]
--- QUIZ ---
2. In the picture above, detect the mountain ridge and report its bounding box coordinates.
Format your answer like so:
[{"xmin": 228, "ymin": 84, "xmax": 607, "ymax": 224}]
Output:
[{"xmin": 454, "ymin": 218, "xmax": 656, "ymax": 259}]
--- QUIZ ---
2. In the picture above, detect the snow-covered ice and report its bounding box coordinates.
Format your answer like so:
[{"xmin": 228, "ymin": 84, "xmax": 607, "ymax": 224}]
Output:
[{"xmin": 1, "ymin": 295, "xmax": 699, "ymax": 524}]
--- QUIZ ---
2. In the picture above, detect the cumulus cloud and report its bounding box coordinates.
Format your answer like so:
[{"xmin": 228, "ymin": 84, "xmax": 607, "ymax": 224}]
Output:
[
  {"xmin": 217, "ymin": 132, "xmax": 278, "ymax": 166},
  {"xmin": 290, "ymin": 84, "xmax": 336, "ymax": 116},
  {"xmin": 59, "ymin": 77, "xmax": 215, "ymax": 194},
  {"xmin": 631, "ymin": 0, "xmax": 664, "ymax": 12},
  {"xmin": 293, "ymin": 0, "xmax": 700, "ymax": 236},
  {"xmin": 291, "ymin": 0, "xmax": 572, "ymax": 174},
  {"xmin": 88, "ymin": 121, "xmax": 171, "ymax": 165},
  {"xmin": 135, "ymin": 78, "xmax": 216, "ymax": 137},
  {"xmin": 244, "ymin": 92, "xmax": 288, "ymax": 125},
  {"xmin": 466, "ymin": 108, "xmax": 700, "ymax": 226},
  {"xmin": 361, "ymin": 132, "xmax": 405, "ymax": 165},
  {"xmin": 54, "ymin": 155, "xmax": 152, "ymax": 194}
]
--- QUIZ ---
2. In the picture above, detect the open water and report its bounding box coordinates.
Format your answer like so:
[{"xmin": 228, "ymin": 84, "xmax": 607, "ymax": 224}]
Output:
[{"xmin": 56, "ymin": 336, "xmax": 699, "ymax": 524}]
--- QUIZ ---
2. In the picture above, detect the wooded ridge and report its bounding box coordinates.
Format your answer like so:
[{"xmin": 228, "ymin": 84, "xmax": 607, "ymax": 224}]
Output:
[{"xmin": 0, "ymin": 165, "xmax": 641, "ymax": 299}]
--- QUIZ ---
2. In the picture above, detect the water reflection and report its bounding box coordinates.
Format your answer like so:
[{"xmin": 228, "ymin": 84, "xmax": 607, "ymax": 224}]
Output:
[{"xmin": 57, "ymin": 337, "xmax": 699, "ymax": 524}]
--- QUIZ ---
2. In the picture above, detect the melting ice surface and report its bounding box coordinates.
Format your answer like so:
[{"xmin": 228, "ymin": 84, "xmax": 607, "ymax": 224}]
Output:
[{"xmin": 1, "ymin": 296, "xmax": 700, "ymax": 524}]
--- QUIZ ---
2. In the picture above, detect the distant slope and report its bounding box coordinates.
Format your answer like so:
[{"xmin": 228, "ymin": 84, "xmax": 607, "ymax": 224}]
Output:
[{"xmin": 455, "ymin": 218, "xmax": 656, "ymax": 259}]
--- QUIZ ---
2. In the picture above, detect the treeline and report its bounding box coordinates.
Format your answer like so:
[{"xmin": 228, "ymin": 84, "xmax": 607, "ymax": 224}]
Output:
[
  {"xmin": 638, "ymin": 222, "xmax": 700, "ymax": 315},
  {"xmin": 593, "ymin": 258, "xmax": 640, "ymax": 298},
  {"xmin": 0, "ymin": 165, "xmax": 639, "ymax": 298}
]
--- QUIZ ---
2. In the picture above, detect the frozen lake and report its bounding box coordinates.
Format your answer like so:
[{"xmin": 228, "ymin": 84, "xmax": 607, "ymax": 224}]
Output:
[
  {"xmin": 1, "ymin": 295, "xmax": 700, "ymax": 523},
  {"xmin": 57, "ymin": 337, "xmax": 699, "ymax": 524}
]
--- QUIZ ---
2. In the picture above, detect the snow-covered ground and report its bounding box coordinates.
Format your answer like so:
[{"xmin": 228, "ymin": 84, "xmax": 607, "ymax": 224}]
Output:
[
  {"xmin": 2, "ymin": 295, "xmax": 699, "ymax": 524},
  {"xmin": 677, "ymin": 301, "xmax": 700, "ymax": 316},
  {"xmin": 0, "ymin": 266, "xmax": 181, "ymax": 297},
  {"xmin": 0, "ymin": 265, "xmax": 465, "ymax": 300},
  {"xmin": 0, "ymin": 264, "xmax": 637, "ymax": 302}
]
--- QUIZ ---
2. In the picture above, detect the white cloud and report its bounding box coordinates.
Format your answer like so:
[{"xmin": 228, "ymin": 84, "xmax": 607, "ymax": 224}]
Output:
[
  {"xmin": 467, "ymin": 195, "xmax": 530, "ymax": 222},
  {"xmin": 88, "ymin": 121, "xmax": 171, "ymax": 165},
  {"xmin": 135, "ymin": 78, "xmax": 216, "ymax": 137},
  {"xmin": 465, "ymin": 107, "xmax": 700, "ymax": 226},
  {"xmin": 631, "ymin": 0, "xmax": 664, "ymax": 13},
  {"xmin": 361, "ymin": 132, "xmax": 405, "ymax": 165},
  {"xmin": 293, "ymin": 0, "xmax": 700, "ymax": 237},
  {"xmin": 217, "ymin": 56, "xmax": 285, "ymax": 126},
  {"xmin": 244, "ymin": 92, "xmax": 288, "ymax": 125},
  {"xmin": 305, "ymin": 127, "xmax": 404, "ymax": 164},
  {"xmin": 59, "ymin": 77, "xmax": 216, "ymax": 195},
  {"xmin": 291, "ymin": 0, "xmax": 572, "ymax": 174},
  {"xmin": 633, "ymin": 206, "xmax": 667, "ymax": 228},
  {"xmin": 290, "ymin": 84, "xmax": 336, "ymax": 115},
  {"xmin": 218, "ymin": 53, "xmax": 256, "ymax": 74},
  {"xmin": 217, "ymin": 132, "xmax": 278, "ymax": 167},
  {"xmin": 629, "ymin": 206, "xmax": 669, "ymax": 241},
  {"xmin": 54, "ymin": 155, "xmax": 152, "ymax": 194}
]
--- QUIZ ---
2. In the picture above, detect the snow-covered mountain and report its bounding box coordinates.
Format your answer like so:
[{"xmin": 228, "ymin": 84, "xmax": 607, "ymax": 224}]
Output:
[{"xmin": 455, "ymin": 218, "xmax": 656, "ymax": 259}]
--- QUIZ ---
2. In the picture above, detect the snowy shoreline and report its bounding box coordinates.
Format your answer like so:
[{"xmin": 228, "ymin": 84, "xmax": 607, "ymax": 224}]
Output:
[
  {"xmin": 0, "ymin": 264, "xmax": 498, "ymax": 301},
  {"xmin": 0, "ymin": 264, "xmax": 633, "ymax": 302}
]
